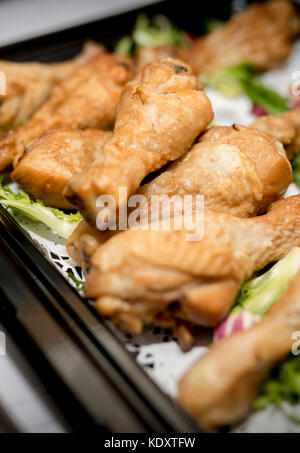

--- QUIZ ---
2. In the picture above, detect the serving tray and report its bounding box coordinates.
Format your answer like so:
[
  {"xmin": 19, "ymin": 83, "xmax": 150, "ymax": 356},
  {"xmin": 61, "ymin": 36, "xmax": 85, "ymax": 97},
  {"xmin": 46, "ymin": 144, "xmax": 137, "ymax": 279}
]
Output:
[{"xmin": 1, "ymin": 0, "xmax": 300, "ymax": 433}]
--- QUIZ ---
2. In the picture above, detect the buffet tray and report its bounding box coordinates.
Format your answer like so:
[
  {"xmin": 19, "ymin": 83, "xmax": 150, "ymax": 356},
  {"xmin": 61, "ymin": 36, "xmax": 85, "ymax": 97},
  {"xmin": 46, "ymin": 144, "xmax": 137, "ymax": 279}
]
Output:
[{"xmin": 1, "ymin": 0, "xmax": 300, "ymax": 433}]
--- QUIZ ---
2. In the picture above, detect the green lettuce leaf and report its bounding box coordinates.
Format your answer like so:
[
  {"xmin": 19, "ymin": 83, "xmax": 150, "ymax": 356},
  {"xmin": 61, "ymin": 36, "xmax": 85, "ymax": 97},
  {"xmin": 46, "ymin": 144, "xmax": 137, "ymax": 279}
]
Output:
[
  {"xmin": 115, "ymin": 14, "xmax": 188, "ymax": 56},
  {"xmin": 203, "ymin": 18, "xmax": 224, "ymax": 34},
  {"xmin": 254, "ymin": 355, "xmax": 300, "ymax": 423},
  {"xmin": 201, "ymin": 62, "xmax": 288, "ymax": 114},
  {"xmin": 0, "ymin": 177, "xmax": 81, "ymax": 238},
  {"xmin": 292, "ymin": 153, "xmax": 300, "ymax": 189},
  {"xmin": 234, "ymin": 247, "xmax": 300, "ymax": 317}
]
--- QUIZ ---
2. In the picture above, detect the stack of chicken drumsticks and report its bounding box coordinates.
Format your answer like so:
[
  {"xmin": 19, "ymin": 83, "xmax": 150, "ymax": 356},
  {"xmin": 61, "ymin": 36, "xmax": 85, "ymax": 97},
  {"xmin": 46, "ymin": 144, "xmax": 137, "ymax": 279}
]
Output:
[{"xmin": 1, "ymin": 0, "xmax": 300, "ymax": 431}]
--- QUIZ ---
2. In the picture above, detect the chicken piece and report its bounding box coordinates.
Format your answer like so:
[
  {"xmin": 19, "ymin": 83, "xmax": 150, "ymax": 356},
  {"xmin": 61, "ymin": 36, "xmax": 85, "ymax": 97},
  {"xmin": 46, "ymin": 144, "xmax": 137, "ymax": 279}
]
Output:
[
  {"xmin": 67, "ymin": 219, "xmax": 116, "ymax": 271},
  {"xmin": 11, "ymin": 128, "xmax": 112, "ymax": 209},
  {"xmin": 64, "ymin": 59, "xmax": 213, "ymax": 225},
  {"xmin": 0, "ymin": 52, "xmax": 133, "ymax": 173},
  {"xmin": 84, "ymin": 195, "xmax": 300, "ymax": 335},
  {"xmin": 251, "ymin": 109, "xmax": 300, "ymax": 160},
  {"xmin": 140, "ymin": 124, "xmax": 292, "ymax": 217},
  {"xmin": 67, "ymin": 123, "xmax": 291, "ymax": 271},
  {"xmin": 178, "ymin": 268, "xmax": 300, "ymax": 430},
  {"xmin": 0, "ymin": 41, "xmax": 103, "ymax": 129},
  {"xmin": 181, "ymin": 1, "xmax": 300, "ymax": 75}
]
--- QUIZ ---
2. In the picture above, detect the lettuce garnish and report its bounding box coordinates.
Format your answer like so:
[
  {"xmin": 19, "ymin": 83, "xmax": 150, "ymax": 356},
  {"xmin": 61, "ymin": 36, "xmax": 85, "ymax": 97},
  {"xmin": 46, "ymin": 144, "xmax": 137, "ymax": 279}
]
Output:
[
  {"xmin": 0, "ymin": 177, "xmax": 81, "ymax": 238},
  {"xmin": 115, "ymin": 14, "xmax": 188, "ymax": 56},
  {"xmin": 201, "ymin": 62, "xmax": 288, "ymax": 114},
  {"xmin": 254, "ymin": 355, "xmax": 300, "ymax": 423},
  {"xmin": 292, "ymin": 154, "xmax": 300, "ymax": 189},
  {"xmin": 235, "ymin": 247, "xmax": 300, "ymax": 317}
]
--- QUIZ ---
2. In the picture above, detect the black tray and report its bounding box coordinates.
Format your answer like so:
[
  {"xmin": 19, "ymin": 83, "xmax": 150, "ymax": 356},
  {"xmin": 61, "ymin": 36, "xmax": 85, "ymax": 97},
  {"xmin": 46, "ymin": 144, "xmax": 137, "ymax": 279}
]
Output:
[{"xmin": 0, "ymin": 0, "xmax": 236, "ymax": 433}]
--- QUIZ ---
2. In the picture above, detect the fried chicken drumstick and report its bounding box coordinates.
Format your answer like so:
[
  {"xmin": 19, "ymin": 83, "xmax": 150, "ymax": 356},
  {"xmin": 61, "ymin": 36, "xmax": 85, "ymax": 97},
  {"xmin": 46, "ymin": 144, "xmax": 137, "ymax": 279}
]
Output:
[
  {"xmin": 67, "ymin": 123, "xmax": 291, "ymax": 271},
  {"xmin": 181, "ymin": 0, "xmax": 300, "ymax": 75},
  {"xmin": 11, "ymin": 128, "xmax": 112, "ymax": 209},
  {"xmin": 64, "ymin": 59, "xmax": 213, "ymax": 226},
  {"xmin": 135, "ymin": 1, "xmax": 300, "ymax": 76},
  {"xmin": 0, "ymin": 41, "xmax": 103, "ymax": 129},
  {"xmin": 84, "ymin": 196, "xmax": 300, "ymax": 336},
  {"xmin": 251, "ymin": 108, "xmax": 300, "ymax": 160},
  {"xmin": 0, "ymin": 52, "xmax": 133, "ymax": 173},
  {"xmin": 178, "ymin": 267, "xmax": 300, "ymax": 430}
]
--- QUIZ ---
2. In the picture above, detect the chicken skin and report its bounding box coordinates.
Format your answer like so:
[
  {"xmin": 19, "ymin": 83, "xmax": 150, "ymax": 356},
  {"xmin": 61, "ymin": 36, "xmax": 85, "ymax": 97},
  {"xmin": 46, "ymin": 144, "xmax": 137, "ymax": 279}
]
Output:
[
  {"xmin": 178, "ymin": 266, "xmax": 300, "ymax": 430},
  {"xmin": 181, "ymin": 1, "xmax": 300, "ymax": 75},
  {"xmin": 140, "ymin": 124, "xmax": 292, "ymax": 217},
  {"xmin": 0, "ymin": 41, "xmax": 103, "ymax": 129},
  {"xmin": 11, "ymin": 128, "xmax": 112, "ymax": 209},
  {"xmin": 64, "ymin": 59, "xmax": 213, "ymax": 225},
  {"xmin": 67, "ymin": 219, "xmax": 115, "ymax": 270},
  {"xmin": 251, "ymin": 109, "xmax": 300, "ymax": 160},
  {"xmin": 0, "ymin": 52, "xmax": 133, "ymax": 173},
  {"xmin": 67, "ymin": 124, "xmax": 291, "ymax": 270},
  {"xmin": 84, "ymin": 196, "xmax": 300, "ymax": 337}
]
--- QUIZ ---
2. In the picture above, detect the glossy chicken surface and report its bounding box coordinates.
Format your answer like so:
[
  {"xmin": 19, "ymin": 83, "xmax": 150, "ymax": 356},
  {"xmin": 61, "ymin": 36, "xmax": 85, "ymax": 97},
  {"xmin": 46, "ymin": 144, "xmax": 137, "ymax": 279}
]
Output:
[
  {"xmin": 65, "ymin": 59, "xmax": 213, "ymax": 225},
  {"xmin": 178, "ymin": 268, "xmax": 300, "ymax": 430},
  {"xmin": 251, "ymin": 108, "xmax": 300, "ymax": 160},
  {"xmin": 140, "ymin": 124, "xmax": 292, "ymax": 217},
  {"xmin": 181, "ymin": 1, "xmax": 300, "ymax": 75},
  {"xmin": 67, "ymin": 219, "xmax": 115, "ymax": 270},
  {"xmin": 67, "ymin": 123, "xmax": 291, "ymax": 271},
  {"xmin": 84, "ymin": 196, "xmax": 300, "ymax": 336},
  {"xmin": 0, "ymin": 41, "xmax": 103, "ymax": 129},
  {"xmin": 0, "ymin": 52, "xmax": 133, "ymax": 173},
  {"xmin": 11, "ymin": 128, "xmax": 112, "ymax": 209}
]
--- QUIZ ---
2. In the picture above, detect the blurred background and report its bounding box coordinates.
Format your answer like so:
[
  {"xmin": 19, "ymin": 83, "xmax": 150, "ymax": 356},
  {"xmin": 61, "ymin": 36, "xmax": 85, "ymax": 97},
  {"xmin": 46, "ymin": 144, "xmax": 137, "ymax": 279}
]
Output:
[{"xmin": 0, "ymin": 0, "xmax": 161, "ymax": 47}]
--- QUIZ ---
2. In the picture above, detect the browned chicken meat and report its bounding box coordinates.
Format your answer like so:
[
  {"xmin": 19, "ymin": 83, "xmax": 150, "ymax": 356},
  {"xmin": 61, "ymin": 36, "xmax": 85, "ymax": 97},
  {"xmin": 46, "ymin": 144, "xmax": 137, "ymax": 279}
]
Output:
[
  {"xmin": 178, "ymin": 267, "xmax": 300, "ymax": 430},
  {"xmin": 0, "ymin": 52, "xmax": 133, "ymax": 173},
  {"xmin": 251, "ymin": 108, "xmax": 300, "ymax": 160},
  {"xmin": 0, "ymin": 41, "xmax": 103, "ymax": 129},
  {"xmin": 11, "ymin": 128, "xmax": 112, "ymax": 209},
  {"xmin": 64, "ymin": 59, "xmax": 213, "ymax": 225},
  {"xmin": 67, "ymin": 220, "xmax": 115, "ymax": 270},
  {"xmin": 140, "ymin": 124, "xmax": 292, "ymax": 217},
  {"xmin": 84, "ymin": 196, "xmax": 300, "ymax": 337},
  {"xmin": 181, "ymin": 0, "xmax": 300, "ymax": 75},
  {"xmin": 67, "ymin": 123, "xmax": 291, "ymax": 271}
]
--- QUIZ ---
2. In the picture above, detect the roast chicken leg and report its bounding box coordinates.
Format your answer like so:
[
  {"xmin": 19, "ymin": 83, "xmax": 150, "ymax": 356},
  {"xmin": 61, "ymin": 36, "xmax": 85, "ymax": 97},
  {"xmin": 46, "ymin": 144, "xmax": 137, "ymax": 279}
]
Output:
[
  {"xmin": 64, "ymin": 59, "xmax": 213, "ymax": 225},
  {"xmin": 0, "ymin": 41, "xmax": 103, "ymax": 129},
  {"xmin": 250, "ymin": 108, "xmax": 300, "ymax": 160},
  {"xmin": 0, "ymin": 52, "xmax": 133, "ymax": 173},
  {"xmin": 84, "ymin": 196, "xmax": 300, "ymax": 335},
  {"xmin": 178, "ymin": 267, "xmax": 300, "ymax": 430}
]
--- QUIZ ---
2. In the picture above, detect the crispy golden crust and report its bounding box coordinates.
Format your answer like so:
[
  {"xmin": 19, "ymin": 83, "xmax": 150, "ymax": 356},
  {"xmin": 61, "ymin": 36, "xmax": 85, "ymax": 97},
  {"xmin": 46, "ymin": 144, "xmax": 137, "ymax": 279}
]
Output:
[
  {"xmin": 178, "ymin": 268, "xmax": 300, "ymax": 430},
  {"xmin": 0, "ymin": 52, "xmax": 133, "ymax": 173},
  {"xmin": 181, "ymin": 1, "xmax": 300, "ymax": 75},
  {"xmin": 67, "ymin": 123, "xmax": 291, "ymax": 275},
  {"xmin": 0, "ymin": 41, "xmax": 103, "ymax": 129},
  {"xmin": 11, "ymin": 128, "xmax": 112, "ymax": 209},
  {"xmin": 251, "ymin": 109, "xmax": 300, "ymax": 160},
  {"xmin": 84, "ymin": 196, "xmax": 300, "ymax": 332},
  {"xmin": 140, "ymin": 124, "xmax": 291, "ymax": 217},
  {"xmin": 64, "ymin": 59, "xmax": 213, "ymax": 225},
  {"xmin": 67, "ymin": 219, "xmax": 116, "ymax": 271}
]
